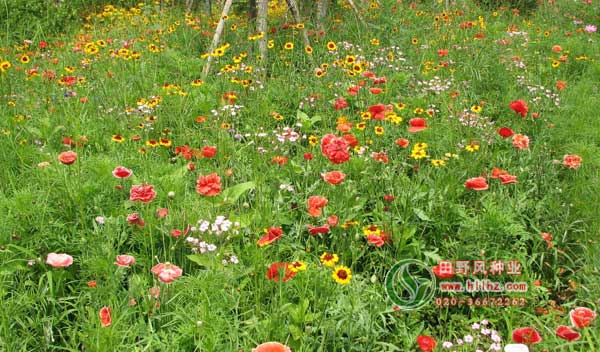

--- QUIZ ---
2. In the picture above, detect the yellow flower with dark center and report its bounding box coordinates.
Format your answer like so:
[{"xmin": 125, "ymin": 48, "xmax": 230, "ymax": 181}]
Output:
[
  {"xmin": 411, "ymin": 38, "xmax": 419, "ymax": 45},
  {"xmin": 146, "ymin": 139, "xmax": 159, "ymax": 147},
  {"xmin": 19, "ymin": 55, "xmax": 30, "ymax": 64},
  {"xmin": 308, "ymin": 135, "xmax": 318, "ymax": 146},
  {"xmin": 465, "ymin": 143, "xmax": 480, "ymax": 152},
  {"xmin": 159, "ymin": 138, "xmax": 172, "ymax": 147},
  {"xmin": 471, "ymin": 105, "xmax": 482, "ymax": 113},
  {"xmin": 111, "ymin": 134, "xmax": 125, "ymax": 143},
  {"xmin": 332, "ymin": 266, "xmax": 352, "ymax": 285},
  {"xmin": 374, "ymin": 126, "xmax": 384, "ymax": 135},
  {"xmin": 326, "ymin": 41, "xmax": 337, "ymax": 51},
  {"xmin": 431, "ymin": 159, "xmax": 446, "ymax": 167},
  {"xmin": 284, "ymin": 42, "xmax": 294, "ymax": 50},
  {"xmin": 0, "ymin": 60, "xmax": 12, "ymax": 72},
  {"xmin": 304, "ymin": 45, "xmax": 313, "ymax": 54},
  {"xmin": 320, "ymin": 252, "xmax": 339, "ymax": 268},
  {"xmin": 288, "ymin": 261, "xmax": 307, "ymax": 273},
  {"xmin": 315, "ymin": 68, "xmax": 326, "ymax": 78}
]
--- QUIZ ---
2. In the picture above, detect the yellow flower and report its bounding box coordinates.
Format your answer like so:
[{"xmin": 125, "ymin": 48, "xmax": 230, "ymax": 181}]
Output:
[
  {"xmin": 308, "ymin": 135, "xmax": 319, "ymax": 146},
  {"xmin": 284, "ymin": 42, "xmax": 294, "ymax": 50},
  {"xmin": 0, "ymin": 60, "xmax": 11, "ymax": 72},
  {"xmin": 465, "ymin": 142, "xmax": 480, "ymax": 152},
  {"xmin": 288, "ymin": 261, "xmax": 307, "ymax": 273},
  {"xmin": 326, "ymin": 41, "xmax": 337, "ymax": 51},
  {"xmin": 332, "ymin": 266, "xmax": 352, "ymax": 285},
  {"xmin": 305, "ymin": 45, "xmax": 313, "ymax": 54},
  {"xmin": 356, "ymin": 122, "xmax": 366, "ymax": 130},
  {"xmin": 320, "ymin": 252, "xmax": 339, "ymax": 268},
  {"xmin": 374, "ymin": 126, "xmax": 384, "ymax": 135},
  {"xmin": 471, "ymin": 105, "xmax": 482, "ymax": 113},
  {"xmin": 431, "ymin": 159, "xmax": 446, "ymax": 167}
]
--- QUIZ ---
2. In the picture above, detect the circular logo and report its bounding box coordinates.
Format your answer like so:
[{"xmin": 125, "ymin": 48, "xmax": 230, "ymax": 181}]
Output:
[{"xmin": 385, "ymin": 259, "xmax": 436, "ymax": 310}]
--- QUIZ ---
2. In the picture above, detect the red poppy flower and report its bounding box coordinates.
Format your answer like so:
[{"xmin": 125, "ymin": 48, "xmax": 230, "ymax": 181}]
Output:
[
  {"xmin": 112, "ymin": 166, "xmax": 132, "ymax": 178},
  {"xmin": 201, "ymin": 146, "xmax": 217, "ymax": 158},
  {"xmin": 58, "ymin": 151, "xmax": 77, "ymax": 165},
  {"xmin": 347, "ymin": 85, "xmax": 360, "ymax": 96},
  {"xmin": 498, "ymin": 127, "xmax": 514, "ymax": 138},
  {"xmin": 437, "ymin": 49, "xmax": 449, "ymax": 56},
  {"xmin": 395, "ymin": 138, "xmax": 410, "ymax": 148},
  {"xmin": 129, "ymin": 184, "xmax": 157, "ymax": 203},
  {"xmin": 509, "ymin": 100, "xmax": 529, "ymax": 117},
  {"xmin": 362, "ymin": 71, "xmax": 375, "ymax": 78},
  {"xmin": 512, "ymin": 327, "xmax": 542, "ymax": 345},
  {"xmin": 512, "ymin": 134, "xmax": 530, "ymax": 149},
  {"xmin": 308, "ymin": 224, "xmax": 330, "ymax": 236},
  {"xmin": 333, "ymin": 97, "xmax": 349, "ymax": 110},
  {"xmin": 321, "ymin": 134, "xmax": 350, "ymax": 164},
  {"xmin": 257, "ymin": 227, "xmax": 283, "ymax": 246},
  {"xmin": 465, "ymin": 177, "xmax": 489, "ymax": 191},
  {"xmin": 252, "ymin": 341, "xmax": 292, "ymax": 352},
  {"xmin": 196, "ymin": 173, "xmax": 222, "ymax": 196},
  {"xmin": 366, "ymin": 234, "xmax": 385, "ymax": 247},
  {"xmin": 491, "ymin": 167, "xmax": 509, "ymax": 178},
  {"xmin": 417, "ymin": 335, "xmax": 437, "ymax": 352},
  {"xmin": 372, "ymin": 76, "xmax": 387, "ymax": 85},
  {"xmin": 369, "ymin": 87, "xmax": 383, "ymax": 94},
  {"xmin": 308, "ymin": 195, "xmax": 328, "ymax": 217},
  {"xmin": 570, "ymin": 307, "xmax": 597, "ymax": 328},
  {"xmin": 499, "ymin": 174, "xmax": 517, "ymax": 184},
  {"xmin": 368, "ymin": 104, "xmax": 388, "ymax": 120},
  {"xmin": 563, "ymin": 154, "xmax": 582, "ymax": 169},
  {"xmin": 341, "ymin": 134, "xmax": 358, "ymax": 147},
  {"xmin": 432, "ymin": 264, "xmax": 454, "ymax": 279},
  {"xmin": 322, "ymin": 171, "xmax": 346, "ymax": 185},
  {"xmin": 99, "ymin": 306, "xmax": 112, "ymax": 327},
  {"xmin": 327, "ymin": 215, "xmax": 339, "ymax": 227},
  {"xmin": 303, "ymin": 153, "xmax": 313, "ymax": 160},
  {"xmin": 266, "ymin": 262, "xmax": 296, "ymax": 282},
  {"xmin": 408, "ymin": 118, "xmax": 428, "ymax": 132},
  {"xmin": 127, "ymin": 213, "xmax": 145, "ymax": 226},
  {"xmin": 556, "ymin": 325, "xmax": 581, "ymax": 341}
]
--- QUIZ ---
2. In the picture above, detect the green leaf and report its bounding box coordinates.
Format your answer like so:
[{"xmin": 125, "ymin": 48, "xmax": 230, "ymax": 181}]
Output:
[
  {"xmin": 289, "ymin": 325, "xmax": 303, "ymax": 340},
  {"xmin": 413, "ymin": 208, "xmax": 431, "ymax": 222},
  {"xmin": 221, "ymin": 181, "xmax": 256, "ymax": 204},
  {"xmin": 187, "ymin": 254, "xmax": 215, "ymax": 269}
]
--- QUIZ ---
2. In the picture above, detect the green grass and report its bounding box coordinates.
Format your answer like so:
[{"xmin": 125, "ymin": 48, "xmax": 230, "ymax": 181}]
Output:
[{"xmin": 0, "ymin": 0, "xmax": 599, "ymax": 350}]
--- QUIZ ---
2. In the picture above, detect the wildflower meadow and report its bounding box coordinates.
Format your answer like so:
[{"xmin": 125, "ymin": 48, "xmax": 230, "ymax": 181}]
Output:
[{"xmin": 0, "ymin": 0, "xmax": 599, "ymax": 351}]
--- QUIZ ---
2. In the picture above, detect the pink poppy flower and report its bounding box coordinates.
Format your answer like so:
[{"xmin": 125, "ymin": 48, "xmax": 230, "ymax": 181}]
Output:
[
  {"xmin": 115, "ymin": 255, "xmax": 135, "ymax": 267},
  {"xmin": 151, "ymin": 262, "xmax": 183, "ymax": 284},
  {"xmin": 46, "ymin": 253, "xmax": 73, "ymax": 268}
]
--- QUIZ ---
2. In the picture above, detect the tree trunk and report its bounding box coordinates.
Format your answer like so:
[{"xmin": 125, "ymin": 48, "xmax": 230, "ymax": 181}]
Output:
[
  {"xmin": 317, "ymin": 0, "xmax": 330, "ymax": 32},
  {"xmin": 257, "ymin": 0, "xmax": 268, "ymax": 63},
  {"xmin": 202, "ymin": 0, "xmax": 234, "ymax": 79},
  {"xmin": 286, "ymin": 0, "xmax": 311, "ymax": 48},
  {"xmin": 249, "ymin": 0, "xmax": 257, "ymax": 22}
]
